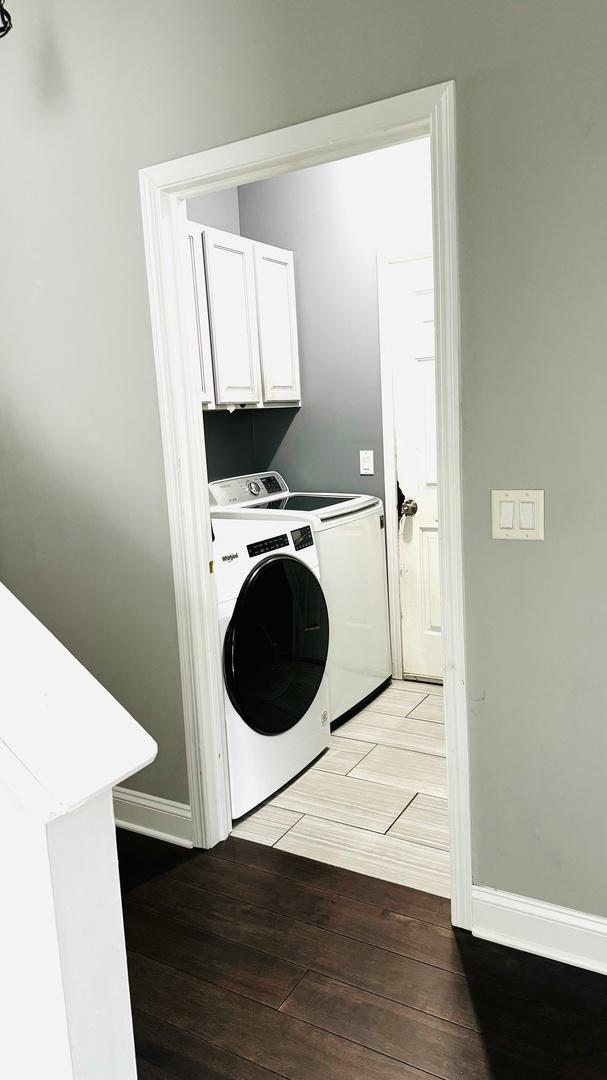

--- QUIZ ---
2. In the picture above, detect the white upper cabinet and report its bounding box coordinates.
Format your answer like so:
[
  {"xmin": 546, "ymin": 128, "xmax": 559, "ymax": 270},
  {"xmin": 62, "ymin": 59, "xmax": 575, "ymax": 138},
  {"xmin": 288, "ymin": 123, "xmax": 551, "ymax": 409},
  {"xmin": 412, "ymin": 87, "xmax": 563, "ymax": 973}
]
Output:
[
  {"xmin": 182, "ymin": 220, "xmax": 301, "ymax": 408},
  {"xmin": 203, "ymin": 227, "xmax": 262, "ymax": 405},
  {"xmin": 254, "ymin": 242, "xmax": 301, "ymax": 404},
  {"xmin": 182, "ymin": 219, "xmax": 215, "ymax": 405}
]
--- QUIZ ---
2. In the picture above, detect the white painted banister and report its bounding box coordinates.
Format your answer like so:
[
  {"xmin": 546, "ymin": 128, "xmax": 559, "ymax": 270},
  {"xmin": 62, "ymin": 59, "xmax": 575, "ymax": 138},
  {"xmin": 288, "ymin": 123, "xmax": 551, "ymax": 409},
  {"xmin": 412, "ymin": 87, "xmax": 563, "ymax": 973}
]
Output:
[{"xmin": 0, "ymin": 583, "xmax": 157, "ymax": 1079}]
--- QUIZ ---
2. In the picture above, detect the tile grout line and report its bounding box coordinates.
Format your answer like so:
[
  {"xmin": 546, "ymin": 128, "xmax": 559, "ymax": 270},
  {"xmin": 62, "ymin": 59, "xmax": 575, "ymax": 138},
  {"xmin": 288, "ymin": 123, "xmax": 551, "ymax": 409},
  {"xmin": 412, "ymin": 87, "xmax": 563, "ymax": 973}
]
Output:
[
  {"xmin": 342, "ymin": 770, "xmax": 447, "ymax": 799},
  {"xmin": 271, "ymin": 811, "xmax": 304, "ymax": 848},
  {"xmin": 386, "ymin": 792, "xmax": 421, "ymax": 833},
  {"xmin": 276, "ymin": 812, "xmax": 451, "ymax": 881},
  {"xmin": 354, "ymin": 744, "xmax": 448, "ymax": 764},
  {"xmin": 349, "ymin": 742, "xmax": 447, "ymax": 761},
  {"xmin": 233, "ymin": 679, "xmax": 449, "ymax": 897},
  {"xmin": 379, "ymin": 789, "xmax": 419, "ymax": 835},
  {"xmin": 344, "ymin": 741, "xmax": 377, "ymax": 776},
  {"xmin": 273, "ymin": 803, "xmax": 416, "ymax": 837},
  {"xmin": 276, "ymin": 817, "xmax": 451, "ymax": 899}
]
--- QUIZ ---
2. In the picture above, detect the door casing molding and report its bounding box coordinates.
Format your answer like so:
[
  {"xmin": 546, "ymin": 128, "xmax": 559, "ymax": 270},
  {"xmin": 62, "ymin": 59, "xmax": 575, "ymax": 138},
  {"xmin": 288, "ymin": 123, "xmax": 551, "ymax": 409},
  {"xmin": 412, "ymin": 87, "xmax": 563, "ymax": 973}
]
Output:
[{"xmin": 139, "ymin": 81, "xmax": 473, "ymax": 929}]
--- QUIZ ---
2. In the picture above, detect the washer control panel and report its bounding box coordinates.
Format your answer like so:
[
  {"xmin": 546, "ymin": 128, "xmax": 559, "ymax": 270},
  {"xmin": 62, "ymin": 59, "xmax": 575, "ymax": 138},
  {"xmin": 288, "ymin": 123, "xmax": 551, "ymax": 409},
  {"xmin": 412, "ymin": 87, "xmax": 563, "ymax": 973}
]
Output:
[
  {"xmin": 247, "ymin": 533, "xmax": 289, "ymax": 558},
  {"xmin": 291, "ymin": 525, "xmax": 313, "ymax": 551},
  {"xmin": 209, "ymin": 471, "xmax": 288, "ymax": 505},
  {"xmin": 261, "ymin": 474, "xmax": 282, "ymax": 495}
]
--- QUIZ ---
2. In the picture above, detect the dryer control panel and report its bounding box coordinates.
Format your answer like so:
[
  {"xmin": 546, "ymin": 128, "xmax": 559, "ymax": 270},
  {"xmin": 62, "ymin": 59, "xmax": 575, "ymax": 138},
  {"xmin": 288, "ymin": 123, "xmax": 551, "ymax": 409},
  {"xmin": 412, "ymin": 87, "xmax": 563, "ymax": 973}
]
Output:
[
  {"xmin": 247, "ymin": 533, "xmax": 289, "ymax": 557},
  {"xmin": 209, "ymin": 471, "xmax": 288, "ymax": 506}
]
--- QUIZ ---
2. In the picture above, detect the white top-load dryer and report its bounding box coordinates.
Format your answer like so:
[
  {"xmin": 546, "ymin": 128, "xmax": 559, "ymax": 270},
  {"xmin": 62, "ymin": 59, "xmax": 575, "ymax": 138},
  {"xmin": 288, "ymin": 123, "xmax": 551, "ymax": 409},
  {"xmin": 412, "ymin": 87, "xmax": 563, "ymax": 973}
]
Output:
[
  {"xmin": 210, "ymin": 472, "xmax": 392, "ymax": 727},
  {"xmin": 212, "ymin": 510, "xmax": 330, "ymax": 819}
]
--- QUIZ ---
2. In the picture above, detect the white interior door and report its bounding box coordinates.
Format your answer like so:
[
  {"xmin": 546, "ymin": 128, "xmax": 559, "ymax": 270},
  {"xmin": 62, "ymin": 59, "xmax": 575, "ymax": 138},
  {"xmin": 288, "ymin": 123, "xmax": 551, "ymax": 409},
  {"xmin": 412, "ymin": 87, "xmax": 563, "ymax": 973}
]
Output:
[
  {"xmin": 203, "ymin": 227, "xmax": 262, "ymax": 405},
  {"xmin": 382, "ymin": 254, "xmax": 442, "ymax": 681},
  {"xmin": 254, "ymin": 242, "xmax": 301, "ymax": 403}
]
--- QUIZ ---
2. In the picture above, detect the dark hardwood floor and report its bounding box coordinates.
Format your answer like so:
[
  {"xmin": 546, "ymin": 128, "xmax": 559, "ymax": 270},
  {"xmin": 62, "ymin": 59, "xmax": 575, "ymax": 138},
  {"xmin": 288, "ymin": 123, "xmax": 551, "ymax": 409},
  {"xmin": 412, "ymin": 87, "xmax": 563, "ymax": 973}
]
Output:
[{"xmin": 118, "ymin": 830, "xmax": 607, "ymax": 1080}]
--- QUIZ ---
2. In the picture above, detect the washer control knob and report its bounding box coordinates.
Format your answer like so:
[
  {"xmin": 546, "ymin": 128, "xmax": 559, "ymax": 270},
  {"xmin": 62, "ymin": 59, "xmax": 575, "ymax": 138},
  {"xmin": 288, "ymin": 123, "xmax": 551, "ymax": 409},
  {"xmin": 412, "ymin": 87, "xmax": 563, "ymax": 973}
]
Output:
[{"xmin": 248, "ymin": 480, "xmax": 261, "ymax": 496}]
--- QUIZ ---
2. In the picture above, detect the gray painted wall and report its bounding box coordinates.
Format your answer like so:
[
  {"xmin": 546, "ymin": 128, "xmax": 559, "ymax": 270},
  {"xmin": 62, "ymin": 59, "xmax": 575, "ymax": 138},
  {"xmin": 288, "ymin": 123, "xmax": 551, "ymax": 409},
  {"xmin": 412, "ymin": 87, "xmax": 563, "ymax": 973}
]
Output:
[
  {"xmin": 203, "ymin": 410, "xmax": 257, "ymax": 483},
  {"xmin": 3, "ymin": 1, "xmax": 607, "ymax": 916},
  {"xmin": 187, "ymin": 187, "xmax": 241, "ymax": 235},
  {"xmin": 239, "ymin": 139, "xmax": 432, "ymax": 503}
]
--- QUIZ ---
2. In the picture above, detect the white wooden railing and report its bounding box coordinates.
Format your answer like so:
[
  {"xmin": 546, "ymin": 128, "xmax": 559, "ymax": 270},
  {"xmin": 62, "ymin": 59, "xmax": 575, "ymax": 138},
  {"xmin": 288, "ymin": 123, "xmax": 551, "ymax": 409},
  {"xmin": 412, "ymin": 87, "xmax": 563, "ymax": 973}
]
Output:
[{"xmin": 0, "ymin": 582, "xmax": 157, "ymax": 1079}]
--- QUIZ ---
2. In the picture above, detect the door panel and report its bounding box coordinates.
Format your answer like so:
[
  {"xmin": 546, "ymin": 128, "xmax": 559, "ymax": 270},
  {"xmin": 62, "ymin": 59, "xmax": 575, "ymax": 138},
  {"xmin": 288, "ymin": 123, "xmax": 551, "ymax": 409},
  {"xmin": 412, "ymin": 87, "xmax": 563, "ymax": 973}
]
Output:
[
  {"xmin": 382, "ymin": 254, "xmax": 442, "ymax": 680},
  {"xmin": 203, "ymin": 227, "xmax": 261, "ymax": 405},
  {"xmin": 420, "ymin": 527, "xmax": 442, "ymax": 634},
  {"xmin": 254, "ymin": 242, "xmax": 301, "ymax": 403},
  {"xmin": 420, "ymin": 357, "xmax": 438, "ymax": 487}
]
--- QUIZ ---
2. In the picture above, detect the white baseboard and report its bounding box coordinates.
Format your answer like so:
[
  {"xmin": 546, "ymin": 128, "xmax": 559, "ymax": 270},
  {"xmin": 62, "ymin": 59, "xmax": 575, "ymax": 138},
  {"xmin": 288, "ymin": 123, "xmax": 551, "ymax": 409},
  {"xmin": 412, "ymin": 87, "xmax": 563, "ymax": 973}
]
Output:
[
  {"xmin": 472, "ymin": 885, "xmax": 607, "ymax": 976},
  {"xmin": 113, "ymin": 786, "xmax": 194, "ymax": 848}
]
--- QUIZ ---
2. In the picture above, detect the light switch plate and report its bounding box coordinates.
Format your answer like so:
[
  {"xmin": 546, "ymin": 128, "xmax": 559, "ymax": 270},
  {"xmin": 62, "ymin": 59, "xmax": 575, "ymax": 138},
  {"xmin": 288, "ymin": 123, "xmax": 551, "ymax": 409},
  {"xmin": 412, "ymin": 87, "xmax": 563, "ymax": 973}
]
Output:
[
  {"xmin": 491, "ymin": 490, "xmax": 544, "ymax": 540},
  {"xmin": 360, "ymin": 450, "xmax": 374, "ymax": 475}
]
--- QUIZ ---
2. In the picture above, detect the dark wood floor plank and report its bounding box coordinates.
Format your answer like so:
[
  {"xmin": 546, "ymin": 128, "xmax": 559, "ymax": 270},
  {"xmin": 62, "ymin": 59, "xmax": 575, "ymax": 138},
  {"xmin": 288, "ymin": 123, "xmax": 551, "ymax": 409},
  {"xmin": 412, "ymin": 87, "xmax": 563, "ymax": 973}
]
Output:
[
  {"xmin": 137, "ymin": 1063, "xmax": 175, "ymax": 1080},
  {"xmin": 134, "ymin": 1008, "xmax": 283, "ymax": 1079},
  {"xmin": 152, "ymin": 848, "xmax": 607, "ymax": 1016},
  {"xmin": 118, "ymin": 834, "xmax": 607, "ymax": 1080},
  {"xmin": 124, "ymin": 903, "xmax": 305, "ymax": 1008},
  {"xmin": 281, "ymin": 971, "xmax": 561, "ymax": 1080},
  {"xmin": 129, "ymin": 952, "xmax": 432, "ymax": 1080},
  {"xmin": 128, "ymin": 875, "xmax": 479, "ymax": 1026},
  {"xmin": 126, "ymin": 879, "xmax": 607, "ymax": 1070},
  {"xmin": 163, "ymin": 849, "xmax": 464, "ymax": 973},
  {"xmin": 211, "ymin": 835, "xmax": 451, "ymax": 927}
]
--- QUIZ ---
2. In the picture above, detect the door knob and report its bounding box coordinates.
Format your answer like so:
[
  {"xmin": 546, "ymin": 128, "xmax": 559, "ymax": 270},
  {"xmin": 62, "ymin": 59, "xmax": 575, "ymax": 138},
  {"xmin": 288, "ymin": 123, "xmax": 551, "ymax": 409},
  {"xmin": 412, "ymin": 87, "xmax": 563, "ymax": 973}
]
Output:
[{"xmin": 403, "ymin": 499, "xmax": 418, "ymax": 517}]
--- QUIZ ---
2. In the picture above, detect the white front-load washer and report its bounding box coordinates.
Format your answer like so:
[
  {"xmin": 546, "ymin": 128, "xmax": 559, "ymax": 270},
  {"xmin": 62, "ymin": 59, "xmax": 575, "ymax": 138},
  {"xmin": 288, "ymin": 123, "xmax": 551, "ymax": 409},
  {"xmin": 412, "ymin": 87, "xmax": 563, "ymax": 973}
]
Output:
[
  {"xmin": 210, "ymin": 472, "xmax": 392, "ymax": 728},
  {"xmin": 212, "ymin": 512, "xmax": 330, "ymax": 819}
]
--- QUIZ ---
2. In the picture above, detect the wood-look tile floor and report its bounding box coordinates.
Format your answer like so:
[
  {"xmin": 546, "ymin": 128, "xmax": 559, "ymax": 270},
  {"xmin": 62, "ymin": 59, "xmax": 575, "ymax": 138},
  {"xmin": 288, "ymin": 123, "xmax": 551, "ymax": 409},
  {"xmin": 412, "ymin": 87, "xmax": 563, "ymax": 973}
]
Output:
[
  {"xmin": 232, "ymin": 679, "xmax": 450, "ymax": 898},
  {"xmin": 119, "ymin": 830, "xmax": 607, "ymax": 1080}
]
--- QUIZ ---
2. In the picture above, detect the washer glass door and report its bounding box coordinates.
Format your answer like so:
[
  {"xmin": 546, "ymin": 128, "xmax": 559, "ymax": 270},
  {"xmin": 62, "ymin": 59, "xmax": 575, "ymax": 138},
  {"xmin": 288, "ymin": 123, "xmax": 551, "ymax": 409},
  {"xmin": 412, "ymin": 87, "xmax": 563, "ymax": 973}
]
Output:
[{"xmin": 224, "ymin": 554, "xmax": 329, "ymax": 735}]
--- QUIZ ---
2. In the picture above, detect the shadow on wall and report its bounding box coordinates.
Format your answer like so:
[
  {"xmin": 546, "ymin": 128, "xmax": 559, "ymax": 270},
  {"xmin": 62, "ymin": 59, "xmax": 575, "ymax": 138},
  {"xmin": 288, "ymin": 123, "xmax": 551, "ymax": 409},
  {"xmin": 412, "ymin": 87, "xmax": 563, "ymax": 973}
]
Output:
[
  {"xmin": 203, "ymin": 407, "xmax": 298, "ymax": 482},
  {"xmin": 251, "ymin": 408, "xmax": 299, "ymax": 474},
  {"xmin": 0, "ymin": 411, "xmax": 187, "ymax": 803},
  {"xmin": 32, "ymin": 8, "xmax": 70, "ymax": 105}
]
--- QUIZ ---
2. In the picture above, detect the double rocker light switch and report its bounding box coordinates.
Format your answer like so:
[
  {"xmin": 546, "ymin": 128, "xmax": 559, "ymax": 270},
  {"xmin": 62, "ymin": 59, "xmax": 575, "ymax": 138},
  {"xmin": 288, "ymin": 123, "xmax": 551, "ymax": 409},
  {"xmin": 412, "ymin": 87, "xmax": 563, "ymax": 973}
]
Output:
[{"xmin": 491, "ymin": 490, "xmax": 544, "ymax": 540}]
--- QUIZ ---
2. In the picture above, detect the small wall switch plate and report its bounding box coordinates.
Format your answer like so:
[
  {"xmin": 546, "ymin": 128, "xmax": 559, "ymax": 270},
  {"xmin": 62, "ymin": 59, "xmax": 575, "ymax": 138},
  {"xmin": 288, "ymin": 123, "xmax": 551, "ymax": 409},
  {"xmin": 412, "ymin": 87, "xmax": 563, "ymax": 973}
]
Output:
[
  {"xmin": 360, "ymin": 450, "xmax": 374, "ymax": 475},
  {"xmin": 491, "ymin": 490, "xmax": 544, "ymax": 540}
]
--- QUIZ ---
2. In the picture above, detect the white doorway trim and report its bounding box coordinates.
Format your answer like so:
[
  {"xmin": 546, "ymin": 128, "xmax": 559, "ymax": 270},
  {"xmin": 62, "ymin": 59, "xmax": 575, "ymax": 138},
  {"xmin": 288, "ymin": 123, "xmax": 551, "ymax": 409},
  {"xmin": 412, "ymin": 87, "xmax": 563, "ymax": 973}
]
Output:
[{"xmin": 139, "ymin": 81, "xmax": 472, "ymax": 929}]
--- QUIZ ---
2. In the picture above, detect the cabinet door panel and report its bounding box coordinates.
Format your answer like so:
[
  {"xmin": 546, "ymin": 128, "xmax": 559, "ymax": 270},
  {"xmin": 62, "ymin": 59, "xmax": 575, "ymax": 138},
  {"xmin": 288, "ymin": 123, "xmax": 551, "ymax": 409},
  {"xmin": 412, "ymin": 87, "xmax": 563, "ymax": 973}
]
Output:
[
  {"xmin": 254, "ymin": 243, "xmax": 301, "ymax": 403},
  {"xmin": 203, "ymin": 228, "xmax": 261, "ymax": 405},
  {"xmin": 182, "ymin": 221, "xmax": 215, "ymax": 405}
]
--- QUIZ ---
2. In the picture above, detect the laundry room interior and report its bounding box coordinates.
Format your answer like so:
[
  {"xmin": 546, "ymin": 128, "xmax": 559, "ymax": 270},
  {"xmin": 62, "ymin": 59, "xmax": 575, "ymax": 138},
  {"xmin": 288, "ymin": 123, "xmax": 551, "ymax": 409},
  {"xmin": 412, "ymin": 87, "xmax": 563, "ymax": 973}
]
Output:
[{"xmin": 183, "ymin": 135, "xmax": 449, "ymax": 899}]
